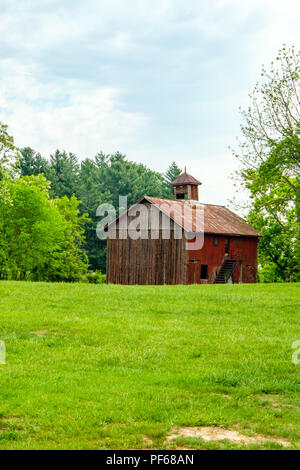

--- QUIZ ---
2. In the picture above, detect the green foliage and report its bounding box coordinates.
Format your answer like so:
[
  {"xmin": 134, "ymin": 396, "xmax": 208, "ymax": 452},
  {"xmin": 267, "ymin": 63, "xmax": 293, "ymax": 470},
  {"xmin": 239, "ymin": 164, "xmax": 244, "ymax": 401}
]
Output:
[
  {"xmin": 48, "ymin": 150, "xmax": 80, "ymax": 198},
  {"xmin": 82, "ymin": 270, "xmax": 106, "ymax": 284},
  {"xmin": 164, "ymin": 161, "xmax": 182, "ymax": 184},
  {"xmin": 257, "ymin": 263, "xmax": 284, "ymax": 283},
  {"xmin": 75, "ymin": 157, "xmax": 111, "ymax": 272},
  {"xmin": 0, "ymin": 123, "xmax": 20, "ymax": 206},
  {"xmin": 92, "ymin": 152, "xmax": 170, "ymax": 208},
  {"xmin": 0, "ymin": 122, "xmax": 20, "ymax": 180},
  {"xmin": 18, "ymin": 147, "xmax": 50, "ymax": 177},
  {"xmin": 19, "ymin": 148, "xmax": 81, "ymax": 198},
  {"xmin": 163, "ymin": 161, "xmax": 182, "ymax": 198},
  {"xmin": 233, "ymin": 46, "xmax": 300, "ymax": 282},
  {"xmin": 247, "ymin": 175, "xmax": 299, "ymax": 282},
  {"xmin": 0, "ymin": 282, "xmax": 299, "ymax": 449},
  {"xmin": 0, "ymin": 175, "xmax": 88, "ymax": 281}
]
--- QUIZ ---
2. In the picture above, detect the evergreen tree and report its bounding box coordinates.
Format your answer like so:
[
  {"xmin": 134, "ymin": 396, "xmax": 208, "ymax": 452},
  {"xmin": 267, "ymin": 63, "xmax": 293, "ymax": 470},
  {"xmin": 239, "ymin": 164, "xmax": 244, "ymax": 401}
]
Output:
[
  {"xmin": 164, "ymin": 161, "xmax": 182, "ymax": 184},
  {"xmin": 48, "ymin": 150, "xmax": 80, "ymax": 198},
  {"xmin": 19, "ymin": 147, "xmax": 49, "ymax": 177}
]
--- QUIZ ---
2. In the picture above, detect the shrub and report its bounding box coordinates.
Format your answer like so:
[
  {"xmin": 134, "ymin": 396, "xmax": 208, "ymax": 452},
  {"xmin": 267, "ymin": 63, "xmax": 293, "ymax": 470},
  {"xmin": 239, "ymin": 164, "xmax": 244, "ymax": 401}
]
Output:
[{"xmin": 84, "ymin": 271, "xmax": 106, "ymax": 284}]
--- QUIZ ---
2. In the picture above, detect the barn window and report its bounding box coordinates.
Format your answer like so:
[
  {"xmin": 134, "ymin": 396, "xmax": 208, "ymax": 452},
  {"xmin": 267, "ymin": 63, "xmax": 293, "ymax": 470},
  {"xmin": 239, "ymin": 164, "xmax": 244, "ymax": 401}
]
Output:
[
  {"xmin": 200, "ymin": 264, "xmax": 208, "ymax": 279},
  {"xmin": 237, "ymin": 237, "xmax": 242, "ymax": 247},
  {"xmin": 214, "ymin": 237, "xmax": 218, "ymax": 246}
]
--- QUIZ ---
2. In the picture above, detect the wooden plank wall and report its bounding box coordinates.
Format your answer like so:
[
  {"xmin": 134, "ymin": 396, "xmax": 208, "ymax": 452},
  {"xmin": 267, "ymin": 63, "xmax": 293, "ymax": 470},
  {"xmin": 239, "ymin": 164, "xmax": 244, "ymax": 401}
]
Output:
[{"xmin": 107, "ymin": 231, "xmax": 187, "ymax": 285}]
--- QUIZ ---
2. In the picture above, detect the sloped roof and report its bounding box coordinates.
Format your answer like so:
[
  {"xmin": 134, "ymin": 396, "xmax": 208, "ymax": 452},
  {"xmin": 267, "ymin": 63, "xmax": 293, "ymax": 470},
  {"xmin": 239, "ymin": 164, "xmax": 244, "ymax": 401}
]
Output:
[
  {"xmin": 145, "ymin": 197, "xmax": 261, "ymax": 236},
  {"xmin": 171, "ymin": 171, "xmax": 202, "ymax": 186}
]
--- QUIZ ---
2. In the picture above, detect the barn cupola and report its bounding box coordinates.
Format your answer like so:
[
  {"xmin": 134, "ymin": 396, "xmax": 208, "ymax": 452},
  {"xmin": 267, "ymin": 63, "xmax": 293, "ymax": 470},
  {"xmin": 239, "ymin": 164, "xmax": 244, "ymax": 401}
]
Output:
[{"xmin": 171, "ymin": 168, "xmax": 202, "ymax": 201}]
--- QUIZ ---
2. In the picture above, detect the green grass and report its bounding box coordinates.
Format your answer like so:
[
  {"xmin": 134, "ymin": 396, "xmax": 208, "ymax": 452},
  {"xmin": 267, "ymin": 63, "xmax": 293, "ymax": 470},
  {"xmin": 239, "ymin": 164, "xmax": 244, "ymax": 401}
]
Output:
[{"xmin": 0, "ymin": 281, "xmax": 299, "ymax": 450}]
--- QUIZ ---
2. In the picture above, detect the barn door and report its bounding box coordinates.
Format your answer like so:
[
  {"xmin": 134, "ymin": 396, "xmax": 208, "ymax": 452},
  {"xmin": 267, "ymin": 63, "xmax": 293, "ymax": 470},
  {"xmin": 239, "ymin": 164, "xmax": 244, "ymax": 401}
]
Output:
[{"xmin": 187, "ymin": 260, "xmax": 200, "ymax": 284}]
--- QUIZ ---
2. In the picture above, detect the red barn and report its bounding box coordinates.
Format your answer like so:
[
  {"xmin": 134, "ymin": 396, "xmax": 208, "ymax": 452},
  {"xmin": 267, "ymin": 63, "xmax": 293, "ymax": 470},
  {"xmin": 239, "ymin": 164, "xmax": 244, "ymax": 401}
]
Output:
[{"xmin": 106, "ymin": 170, "xmax": 261, "ymax": 284}]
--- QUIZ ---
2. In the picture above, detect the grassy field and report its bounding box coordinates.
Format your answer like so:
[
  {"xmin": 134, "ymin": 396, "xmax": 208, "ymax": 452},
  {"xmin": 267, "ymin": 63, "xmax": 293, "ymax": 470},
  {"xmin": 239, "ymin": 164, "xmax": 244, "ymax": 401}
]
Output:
[{"xmin": 0, "ymin": 281, "xmax": 299, "ymax": 450}]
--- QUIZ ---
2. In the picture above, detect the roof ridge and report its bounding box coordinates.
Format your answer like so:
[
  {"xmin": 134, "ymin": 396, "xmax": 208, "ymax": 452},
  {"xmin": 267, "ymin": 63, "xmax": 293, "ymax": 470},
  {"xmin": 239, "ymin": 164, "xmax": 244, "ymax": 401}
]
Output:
[{"xmin": 145, "ymin": 196, "xmax": 226, "ymax": 207}]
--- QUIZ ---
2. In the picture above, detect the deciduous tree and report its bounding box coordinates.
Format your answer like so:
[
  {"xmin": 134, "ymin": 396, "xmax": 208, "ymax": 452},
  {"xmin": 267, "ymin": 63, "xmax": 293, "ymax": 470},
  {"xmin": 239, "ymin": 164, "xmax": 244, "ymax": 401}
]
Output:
[{"xmin": 233, "ymin": 46, "xmax": 300, "ymax": 281}]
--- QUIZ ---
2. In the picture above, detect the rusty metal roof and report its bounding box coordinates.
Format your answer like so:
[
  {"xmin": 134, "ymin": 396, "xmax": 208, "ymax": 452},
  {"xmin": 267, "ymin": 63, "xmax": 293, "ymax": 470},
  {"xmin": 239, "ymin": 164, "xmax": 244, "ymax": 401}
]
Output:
[
  {"xmin": 171, "ymin": 171, "xmax": 202, "ymax": 186},
  {"xmin": 145, "ymin": 197, "xmax": 261, "ymax": 236}
]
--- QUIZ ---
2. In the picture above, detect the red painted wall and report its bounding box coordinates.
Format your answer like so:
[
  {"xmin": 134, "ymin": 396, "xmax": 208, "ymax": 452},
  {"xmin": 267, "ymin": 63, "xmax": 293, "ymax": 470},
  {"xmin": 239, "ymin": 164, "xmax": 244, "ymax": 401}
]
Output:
[{"xmin": 186, "ymin": 235, "xmax": 258, "ymax": 284}]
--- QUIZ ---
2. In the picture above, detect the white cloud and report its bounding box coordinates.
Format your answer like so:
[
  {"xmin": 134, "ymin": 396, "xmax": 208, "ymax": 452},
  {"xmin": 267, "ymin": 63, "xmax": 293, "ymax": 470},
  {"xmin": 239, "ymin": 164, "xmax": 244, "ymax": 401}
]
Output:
[{"xmin": 0, "ymin": 59, "xmax": 147, "ymax": 158}]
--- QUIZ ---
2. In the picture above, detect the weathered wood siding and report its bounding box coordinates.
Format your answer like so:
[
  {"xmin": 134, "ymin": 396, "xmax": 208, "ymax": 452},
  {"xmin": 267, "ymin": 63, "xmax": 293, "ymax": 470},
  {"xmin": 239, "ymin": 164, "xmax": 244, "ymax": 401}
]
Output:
[
  {"xmin": 174, "ymin": 184, "xmax": 199, "ymax": 200},
  {"xmin": 107, "ymin": 232, "xmax": 186, "ymax": 284}
]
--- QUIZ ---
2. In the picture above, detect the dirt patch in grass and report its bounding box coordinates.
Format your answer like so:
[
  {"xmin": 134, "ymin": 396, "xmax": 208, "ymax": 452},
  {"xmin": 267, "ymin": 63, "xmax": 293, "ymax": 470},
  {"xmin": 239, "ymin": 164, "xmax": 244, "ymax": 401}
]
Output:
[
  {"xmin": 175, "ymin": 446, "xmax": 194, "ymax": 450},
  {"xmin": 142, "ymin": 435, "xmax": 153, "ymax": 446},
  {"xmin": 210, "ymin": 392, "xmax": 233, "ymax": 399},
  {"xmin": 166, "ymin": 426, "xmax": 290, "ymax": 447},
  {"xmin": 258, "ymin": 395, "xmax": 282, "ymax": 408},
  {"xmin": 0, "ymin": 416, "xmax": 24, "ymax": 431},
  {"xmin": 257, "ymin": 395, "xmax": 300, "ymax": 409},
  {"xmin": 32, "ymin": 330, "xmax": 48, "ymax": 337},
  {"xmin": 1, "ymin": 416, "xmax": 23, "ymax": 424}
]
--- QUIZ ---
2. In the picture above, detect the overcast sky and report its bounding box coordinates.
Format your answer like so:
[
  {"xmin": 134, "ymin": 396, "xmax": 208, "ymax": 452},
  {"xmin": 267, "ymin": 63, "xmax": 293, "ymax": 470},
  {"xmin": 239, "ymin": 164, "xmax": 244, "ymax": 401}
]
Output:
[{"xmin": 0, "ymin": 0, "xmax": 299, "ymax": 206}]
